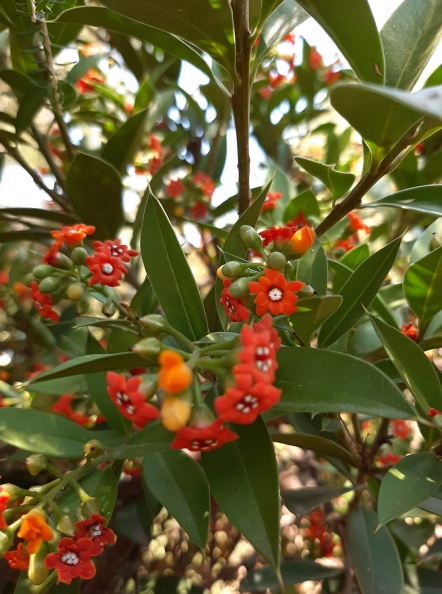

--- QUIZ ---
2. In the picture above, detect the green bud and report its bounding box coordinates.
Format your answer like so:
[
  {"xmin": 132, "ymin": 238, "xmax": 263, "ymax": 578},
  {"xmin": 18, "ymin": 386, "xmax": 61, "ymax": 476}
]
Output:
[
  {"xmin": 78, "ymin": 296, "xmax": 90, "ymax": 314},
  {"xmin": 28, "ymin": 544, "xmax": 50, "ymax": 585},
  {"xmin": 83, "ymin": 439, "xmax": 103, "ymax": 459},
  {"xmin": 81, "ymin": 497, "xmax": 101, "ymax": 517},
  {"xmin": 0, "ymin": 531, "xmax": 13, "ymax": 555},
  {"xmin": 102, "ymin": 301, "xmax": 117, "ymax": 317},
  {"xmin": 71, "ymin": 247, "xmax": 88, "ymax": 265},
  {"xmin": 239, "ymin": 225, "xmax": 263, "ymax": 251},
  {"xmin": 32, "ymin": 264, "xmax": 59, "ymax": 279},
  {"xmin": 25, "ymin": 454, "xmax": 47, "ymax": 476},
  {"xmin": 138, "ymin": 314, "xmax": 168, "ymax": 334},
  {"xmin": 23, "ymin": 273, "xmax": 36, "ymax": 287},
  {"xmin": 228, "ymin": 277, "xmax": 249, "ymax": 299},
  {"xmin": 38, "ymin": 276, "xmax": 60, "ymax": 294},
  {"xmin": 221, "ymin": 261, "xmax": 246, "ymax": 279},
  {"xmin": 67, "ymin": 281, "xmax": 86, "ymax": 301},
  {"xmin": 131, "ymin": 337, "xmax": 162, "ymax": 358},
  {"xmin": 56, "ymin": 514, "xmax": 76, "ymax": 537},
  {"xmin": 266, "ymin": 251, "xmax": 287, "ymax": 270},
  {"xmin": 51, "ymin": 252, "xmax": 73, "ymax": 270}
]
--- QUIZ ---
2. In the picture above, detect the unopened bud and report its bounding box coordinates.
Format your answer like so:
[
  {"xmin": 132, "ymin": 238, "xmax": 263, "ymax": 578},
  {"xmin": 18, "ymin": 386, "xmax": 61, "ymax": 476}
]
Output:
[
  {"xmin": 266, "ymin": 251, "xmax": 287, "ymax": 270},
  {"xmin": 221, "ymin": 261, "xmax": 246, "ymax": 279},
  {"xmin": 287, "ymin": 226, "xmax": 315, "ymax": 258},
  {"xmin": 23, "ymin": 273, "xmax": 36, "ymax": 287},
  {"xmin": 78, "ymin": 296, "xmax": 90, "ymax": 314},
  {"xmin": 67, "ymin": 281, "xmax": 86, "ymax": 301},
  {"xmin": 25, "ymin": 454, "xmax": 47, "ymax": 476},
  {"xmin": 0, "ymin": 531, "xmax": 13, "ymax": 555},
  {"xmin": 161, "ymin": 395, "xmax": 192, "ymax": 432},
  {"xmin": 56, "ymin": 515, "xmax": 76, "ymax": 537},
  {"xmin": 131, "ymin": 337, "xmax": 162, "ymax": 358},
  {"xmin": 81, "ymin": 497, "xmax": 101, "ymax": 517},
  {"xmin": 102, "ymin": 301, "xmax": 116, "ymax": 317},
  {"xmin": 51, "ymin": 252, "xmax": 73, "ymax": 270},
  {"xmin": 83, "ymin": 439, "xmax": 103, "ymax": 459},
  {"xmin": 32, "ymin": 264, "xmax": 59, "ymax": 279},
  {"xmin": 28, "ymin": 544, "xmax": 49, "ymax": 585},
  {"xmin": 228, "ymin": 277, "xmax": 249, "ymax": 299},
  {"xmin": 138, "ymin": 314, "xmax": 168, "ymax": 334},
  {"xmin": 38, "ymin": 276, "xmax": 60, "ymax": 294},
  {"xmin": 239, "ymin": 225, "xmax": 264, "ymax": 252},
  {"xmin": 71, "ymin": 247, "xmax": 88, "ymax": 265}
]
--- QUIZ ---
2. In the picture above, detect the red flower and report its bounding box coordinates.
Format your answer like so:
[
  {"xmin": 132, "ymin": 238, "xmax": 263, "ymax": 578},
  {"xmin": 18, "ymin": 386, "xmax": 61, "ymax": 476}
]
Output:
[
  {"xmin": 214, "ymin": 374, "xmax": 281, "ymax": 424},
  {"xmin": 93, "ymin": 239, "xmax": 138, "ymax": 263},
  {"xmin": 335, "ymin": 234, "xmax": 358, "ymax": 253},
  {"xmin": 262, "ymin": 192, "xmax": 283, "ymax": 212},
  {"xmin": 74, "ymin": 514, "xmax": 116, "ymax": 556},
  {"xmin": 51, "ymin": 395, "xmax": 92, "ymax": 427},
  {"xmin": 0, "ymin": 489, "xmax": 10, "ymax": 529},
  {"xmin": 219, "ymin": 280, "xmax": 250, "ymax": 323},
  {"xmin": 106, "ymin": 372, "xmax": 159, "ymax": 429},
  {"xmin": 190, "ymin": 201, "xmax": 208, "ymax": 219},
  {"xmin": 165, "ymin": 178, "xmax": 184, "ymax": 198},
  {"xmin": 377, "ymin": 452, "xmax": 402, "ymax": 466},
  {"xmin": 324, "ymin": 69, "xmax": 341, "ymax": 85},
  {"xmin": 391, "ymin": 420, "xmax": 410, "ymax": 440},
  {"xmin": 31, "ymin": 281, "xmax": 59, "ymax": 323},
  {"xmin": 0, "ymin": 271, "xmax": 9, "ymax": 285},
  {"xmin": 285, "ymin": 211, "xmax": 309, "ymax": 229},
  {"xmin": 309, "ymin": 46, "xmax": 323, "ymax": 69},
  {"xmin": 76, "ymin": 69, "xmax": 104, "ymax": 93},
  {"xmin": 148, "ymin": 156, "xmax": 163, "ymax": 174},
  {"xmin": 51, "ymin": 224, "xmax": 95, "ymax": 248},
  {"xmin": 258, "ymin": 87, "xmax": 272, "ymax": 100},
  {"xmin": 149, "ymin": 134, "xmax": 163, "ymax": 157},
  {"xmin": 259, "ymin": 225, "xmax": 295, "ymax": 247},
  {"xmin": 4, "ymin": 543, "xmax": 30, "ymax": 570},
  {"xmin": 429, "ymin": 408, "xmax": 442, "ymax": 418},
  {"xmin": 248, "ymin": 268, "xmax": 304, "ymax": 316},
  {"xmin": 45, "ymin": 537, "xmax": 96, "ymax": 584},
  {"xmin": 401, "ymin": 322, "xmax": 418, "ymax": 341},
  {"xmin": 193, "ymin": 172, "xmax": 215, "ymax": 199},
  {"xmin": 347, "ymin": 211, "xmax": 371, "ymax": 234},
  {"xmin": 233, "ymin": 314, "xmax": 280, "ymax": 383},
  {"xmin": 86, "ymin": 252, "xmax": 127, "ymax": 287},
  {"xmin": 171, "ymin": 419, "xmax": 238, "ymax": 452}
]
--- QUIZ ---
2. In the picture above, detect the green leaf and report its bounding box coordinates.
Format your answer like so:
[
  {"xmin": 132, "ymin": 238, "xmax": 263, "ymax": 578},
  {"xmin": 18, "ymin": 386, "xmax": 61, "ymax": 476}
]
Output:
[
  {"xmin": 404, "ymin": 246, "xmax": 442, "ymax": 327},
  {"xmin": 294, "ymin": 0, "xmax": 384, "ymax": 84},
  {"xmin": 140, "ymin": 192, "xmax": 208, "ymax": 341},
  {"xmin": 276, "ymin": 347, "xmax": 416, "ymax": 419},
  {"xmin": 67, "ymin": 152, "xmax": 123, "ymax": 239},
  {"xmin": 59, "ymin": 467, "xmax": 118, "ymax": 521},
  {"xmin": 295, "ymin": 157, "xmax": 355, "ymax": 199},
  {"xmin": 283, "ymin": 189, "xmax": 321, "ymax": 222},
  {"xmin": 111, "ymin": 422, "xmax": 173, "ymax": 459},
  {"xmin": 290, "ymin": 295, "xmax": 343, "ymax": 344},
  {"xmin": 203, "ymin": 417, "xmax": 280, "ymax": 567},
  {"xmin": 239, "ymin": 560, "xmax": 342, "ymax": 592},
  {"xmin": 380, "ymin": 0, "xmax": 442, "ymax": 91},
  {"xmin": 271, "ymin": 431, "xmax": 351, "ymax": 464},
  {"xmin": 346, "ymin": 505, "xmax": 403, "ymax": 594},
  {"xmin": 102, "ymin": 109, "xmax": 149, "ymax": 174},
  {"xmin": 0, "ymin": 207, "xmax": 78, "ymax": 224},
  {"xmin": 364, "ymin": 185, "xmax": 442, "ymax": 217},
  {"xmin": 330, "ymin": 83, "xmax": 442, "ymax": 148},
  {"xmin": 15, "ymin": 86, "xmax": 48, "ymax": 133},
  {"xmin": 27, "ymin": 352, "xmax": 150, "ymax": 383},
  {"xmin": 378, "ymin": 453, "xmax": 442, "ymax": 527},
  {"xmin": 318, "ymin": 237, "xmax": 402, "ymax": 347},
  {"xmin": 296, "ymin": 239, "xmax": 328, "ymax": 296},
  {"xmin": 282, "ymin": 485, "xmax": 355, "ymax": 516},
  {"xmin": 143, "ymin": 449, "xmax": 210, "ymax": 549},
  {"xmin": 340, "ymin": 243, "xmax": 370, "ymax": 271},
  {"xmin": 0, "ymin": 408, "xmax": 90, "ymax": 457},
  {"xmin": 369, "ymin": 313, "xmax": 442, "ymax": 413},
  {"xmin": 98, "ymin": 0, "xmax": 236, "ymax": 79},
  {"xmin": 410, "ymin": 219, "xmax": 442, "ymax": 263}
]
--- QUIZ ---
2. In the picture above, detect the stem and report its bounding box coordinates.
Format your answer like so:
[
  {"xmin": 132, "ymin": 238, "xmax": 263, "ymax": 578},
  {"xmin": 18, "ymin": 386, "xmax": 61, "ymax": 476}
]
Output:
[
  {"xmin": 30, "ymin": 124, "xmax": 68, "ymax": 195},
  {"xmin": 231, "ymin": 0, "xmax": 252, "ymax": 215}
]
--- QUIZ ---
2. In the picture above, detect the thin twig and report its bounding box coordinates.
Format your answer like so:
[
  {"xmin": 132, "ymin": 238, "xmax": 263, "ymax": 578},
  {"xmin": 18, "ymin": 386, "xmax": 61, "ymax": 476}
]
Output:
[{"xmin": 30, "ymin": 124, "xmax": 68, "ymax": 194}]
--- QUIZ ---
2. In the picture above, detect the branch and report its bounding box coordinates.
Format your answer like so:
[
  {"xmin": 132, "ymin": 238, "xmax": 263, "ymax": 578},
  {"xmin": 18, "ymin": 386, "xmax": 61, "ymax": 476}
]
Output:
[{"xmin": 30, "ymin": 124, "xmax": 68, "ymax": 195}]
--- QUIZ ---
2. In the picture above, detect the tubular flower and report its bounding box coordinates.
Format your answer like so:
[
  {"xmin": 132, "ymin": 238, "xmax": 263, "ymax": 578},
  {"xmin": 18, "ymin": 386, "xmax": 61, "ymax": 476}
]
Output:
[
  {"xmin": 17, "ymin": 509, "xmax": 54, "ymax": 554},
  {"xmin": 161, "ymin": 396, "xmax": 192, "ymax": 432},
  {"xmin": 86, "ymin": 252, "xmax": 127, "ymax": 287},
  {"xmin": 261, "ymin": 191, "xmax": 283, "ymax": 212},
  {"xmin": 171, "ymin": 419, "xmax": 238, "ymax": 452},
  {"xmin": 220, "ymin": 280, "xmax": 250, "ymax": 323},
  {"xmin": 4, "ymin": 543, "xmax": 30, "ymax": 570},
  {"xmin": 248, "ymin": 268, "xmax": 304, "ymax": 316},
  {"xmin": 158, "ymin": 350, "xmax": 192, "ymax": 394},
  {"xmin": 288, "ymin": 226, "xmax": 315, "ymax": 257},
  {"xmin": 31, "ymin": 282, "xmax": 59, "ymax": 323},
  {"xmin": 0, "ymin": 490, "xmax": 10, "ymax": 529},
  {"xmin": 45, "ymin": 537, "xmax": 95, "ymax": 584},
  {"xmin": 106, "ymin": 372, "xmax": 159, "ymax": 429},
  {"xmin": 93, "ymin": 239, "xmax": 138, "ymax": 263},
  {"xmin": 214, "ymin": 374, "xmax": 281, "ymax": 424},
  {"xmin": 74, "ymin": 514, "xmax": 116, "ymax": 556},
  {"xmin": 51, "ymin": 224, "xmax": 95, "ymax": 248},
  {"xmin": 347, "ymin": 211, "xmax": 371, "ymax": 234}
]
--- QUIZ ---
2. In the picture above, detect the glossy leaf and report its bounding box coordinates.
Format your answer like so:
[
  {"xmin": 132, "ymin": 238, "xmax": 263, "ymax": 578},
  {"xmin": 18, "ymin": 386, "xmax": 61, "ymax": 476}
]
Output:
[
  {"xmin": 0, "ymin": 408, "xmax": 90, "ymax": 457},
  {"xmin": 240, "ymin": 560, "xmax": 341, "ymax": 592},
  {"xmin": 143, "ymin": 449, "xmax": 210, "ymax": 549},
  {"xmin": 283, "ymin": 189, "xmax": 321, "ymax": 222},
  {"xmin": 410, "ymin": 218, "xmax": 442, "ymax": 263},
  {"xmin": 295, "ymin": 0, "xmax": 384, "ymax": 84},
  {"xmin": 111, "ymin": 422, "xmax": 173, "ymax": 459},
  {"xmin": 101, "ymin": 108, "xmax": 149, "ymax": 174},
  {"xmin": 296, "ymin": 239, "xmax": 328, "ymax": 296},
  {"xmin": 378, "ymin": 453, "xmax": 442, "ymax": 527},
  {"xmin": 140, "ymin": 192, "xmax": 208, "ymax": 341},
  {"xmin": 282, "ymin": 485, "xmax": 355, "ymax": 516},
  {"xmin": 202, "ymin": 417, "xmax": 280, "ymax": 567},
  {"xmin": 276, "ymin": 347, "xmax": 416, "ymax": 419},
  {"xmin": 59, "ymin": 467, "xmax": 118, "ymax": 521},
  {"xmin": 98, "ymin": 0, "xmax": 236, "ymax": 79},
  {"xmin": 271, "ymin": 431, "xmax": 351, "ymax": 464},
  {"xmin": 369, "ymin": 313, "xmax": 442, "ymax": 413},
  {"xmin": 330, "ymin": 83, "xmax": 442, "ymax": 148},
  {"xmin": 290, "ymin": 295, "xmax": 343, "ymax": 344},
  {"xmin": 404, "ymin": 246, "xmax": 442, "ymax": 327},
  {"xmin": 381, "ymin": 0, "xmax": 442, "ymax": 90},
  {"xmin": 346, "ymin": 505, "xmax": 403, "ymax": 594},
  {"xmin": 318, "ymin": 237, "xmax": 401, "ymax": 347},
  {"xmin": 15, "ymin": 86, "xmax": 48, "ymax": 133},
  {"xmin": 0, "ymin": 207, "xmax": 78, "ymax": 224},
  {"xmin": 67, "ymin": 152, "xmax": 124, "ymax": 239},
  {"xmin": 364, "ymin": 185, "xmax": 442, "ymax": 217},
  {"xmin": 295, "ymin": 156, "xmax": 355, "ymax": 199},
  {"xmin": 340, "ymin": 243, "xmax": 370, "ymax": 271}
]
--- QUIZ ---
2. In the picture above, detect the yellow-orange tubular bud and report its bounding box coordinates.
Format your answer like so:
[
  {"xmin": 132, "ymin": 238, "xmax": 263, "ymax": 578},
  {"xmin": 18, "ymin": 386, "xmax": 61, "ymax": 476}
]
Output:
[
  {"xmin": 288, "ymin": 226, "xmax": 315, "ymax": 258},
  {"xmin": 158, "ymin": 350, "xmax": 192, "ymax": 394},
  {"xmin": 161, "ymin": 396, "xmax": 192, "ymax": 432}
]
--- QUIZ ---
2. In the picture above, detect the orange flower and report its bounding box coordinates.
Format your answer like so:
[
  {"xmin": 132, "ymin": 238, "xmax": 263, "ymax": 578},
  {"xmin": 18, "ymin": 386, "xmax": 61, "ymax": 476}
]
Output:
[
  {"xmin": 4, "ymin": 543, "xmax": 30, "ymax": 570},
  {"xmin": 0, "ymin": 490, "xmax": 10, "ymax": 529},
  {"xmin": 288, "ymin": 226, "xmax": 315, "ymax": 257},
  {"xmin": 401, "ymin": 322, "xmax": 418, "ymax": 341},
  {"xmin": 158, "ymin": 350, "xmax": 192, "ymax": 394},
  {"xmin": 347, "ymin": 212, "xmax": 370, "ymax": 234},
  {"xmin": 17, "ymin": 509, "xmax": 54, "ymax": 554},
  {"xmin": 248, "ymin": 269, "xmax": 304, "ymax": 316},
  {"xmin": 51, "ymin": 223, "xmax": 95, "ymax": 248}
]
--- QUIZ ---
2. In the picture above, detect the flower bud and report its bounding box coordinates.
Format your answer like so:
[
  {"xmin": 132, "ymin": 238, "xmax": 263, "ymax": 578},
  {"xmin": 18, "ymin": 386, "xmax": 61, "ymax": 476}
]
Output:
[
  {"xmin": 102, "ymin": 301, "xmax": 116, "ymax": 317},
  {"xmin": 25, "ymin": 454, "xmax": 47, "ymax": 476},
  {"xmin": 161, "ymin": 396, "xmax": 192, "ymax": 432},
  {"xmin": 28, "ymin": 544, "xmax": 49, "ymax": 585},
  {"xmin": 266, "ymin": 251, "xmax": 287, "ymax": 270},
  {"xmin": 0, "ymin": 483, "xmax": 22, "ymax": 501},
  {"xmin": 56, "ymin": 515, "xmax": 76, "ymax": 537},
  {"xmin": 32, "ymin": 264, "xmax": 59, "ymax": 279},
  {"xmin": 38, "ymin": 276, "xmax": 60, "ymax": 294},
  {"xmin": 138, "ymin": 314, "xmax": 168, "ymax": 334},
  {"xmin": 221, "ymin": 261, "xmax": 246, "ymax": 279},
  {"xmin": 239, "ymin": 225, "xmax": 264, "ymax": 252},
  {"xmin": 131, "ymin": 337, "xmax": 162, "ymax": 358},
  {"xmin": 70, "ymin": 246, "xmax": 88, "ymax": 265},
  {"xmin": 83, "ymin": 439, "xmax": 103, "ymax": 459},
  {"xmin": 23, "ymin": 273, "xmax": 36, "ymax": 287},
  {"xmin": 228, "ymin": 277, "xmax": 249, "ymax": 299},
  {"xmin": 0, "ymin": 531, "xmax": 13, "ymax": 555},
  {"xmin": 287, "ymin": 226, "xmax": 315, "ymax": 258},
  {"xmin": 81, "ymin": 497, "xmax": 101, "ymax": 517},
  {"xmin": 51, "ymin": 252, "xmax": 73, "ymax": 270},
  {"xmin": 78, "ymin": 296, "xmax": 90, "ymax": 314},
  {"xmin": 67, "ymin": 281, "xmax": 86, "ymax": 301}
]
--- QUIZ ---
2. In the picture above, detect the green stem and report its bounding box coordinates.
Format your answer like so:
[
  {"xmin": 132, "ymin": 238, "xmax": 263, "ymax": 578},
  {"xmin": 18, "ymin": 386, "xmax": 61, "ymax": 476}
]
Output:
[{"xmin": 198, "ymin": 338, "xmax": 239, "ymax": 355}]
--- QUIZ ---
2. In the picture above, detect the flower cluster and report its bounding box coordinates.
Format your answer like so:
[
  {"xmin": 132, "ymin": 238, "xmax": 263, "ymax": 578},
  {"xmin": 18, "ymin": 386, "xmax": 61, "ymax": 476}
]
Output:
[
  {"xmin": 163, "ymin": 171, "xmax": 216, "ymax": 220},
  {"xmin": 134, "ymin": 134, "xmax": 164, "ymax": 175},
  {"xmin": 335, "ymin": 211, "xmax": 371, "ymax": 253},
  {"xmin": 304, "ymin": 510, "xmax": 340, "ymax": 557},
  {"xmin": 106, "ymin": 371, "xmax": 160, "ymax": 429}
]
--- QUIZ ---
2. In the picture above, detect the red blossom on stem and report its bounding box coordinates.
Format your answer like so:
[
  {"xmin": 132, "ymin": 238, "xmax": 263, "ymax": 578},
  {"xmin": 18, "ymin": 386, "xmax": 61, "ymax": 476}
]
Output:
[
  {"xmin": 165, "ymin": 178, "xmax": 184, "ymax": 198},
  {"xmin": 74, "ymin": 514, "xmax": 116, "ymax": 556},
  {"xmin": 171, "ymin": 419, "xmax": 238, "ymax": 452},
  {"xmin": 401, "ymin": 322, "xmax": 418, "ymax": 341},
  {"xmin": 391, "ymin": 420, "xmax": 410, "ymax": 440},
  {"xmin": 93, "ymin": 239, "xmax": 138, "ymax": 263},
  {"xmin": 31, "ymin": 281, "xmax": 59, "ymax": 323},
  {"xmin": 4, "ymin": 543, "xmax": 30, "ymax": 570},
  {"xmin": 45, "ymin": 537, "xmax": 96, "ymax": 584},
  {"xmin": 106, "ymin": 372, "xmax": 159, "ymax": 429},
  {"xmin": 86, "ymin": 252, "xmax": 127, "ymax": 287},
  {"xmin": 248, "ymin": 268, "xmax": 304, "ymax": 316},
  {"xmin": 219, "ymin": 280, "xmax": 250, "ymax": 323},
  {"xmin": 51, "ymin": 395, "xmax": 92, "ymax": 427},
  {"xmin": 261, "ymin": 191, "xmax": 283, "ymax": 212}
]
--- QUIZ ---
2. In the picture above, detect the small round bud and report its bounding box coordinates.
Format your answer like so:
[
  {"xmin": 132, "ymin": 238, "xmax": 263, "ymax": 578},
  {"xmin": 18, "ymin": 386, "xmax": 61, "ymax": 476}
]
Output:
[
  {"xmin": 23, "ymin": 273, "xmax": 36, "ymax": 287},
  {"xmin": 83, "ymin": 439, "xmax": 103, "ymax": 459},
  {"xmin": 132, "ymin": 337, "xmax": 162, "ymax": 358},
  {"xmin": 161, "ymin": 396, "xmax": 192, "ymax": 432},
  {"xmin": 138, "ymin": 314, "xmax": 168, "ymax": 334},
  {"xmin": 32, "ymin": 264, "xmax": 59, "ymax": 279},
  {"xmin": 67, "ymin": 281, "xmax": 86, "ymax": 301},
  {"xmin": 239, "ymin": 225, "xmax": 264, "ymax": 251},
  {"xmin": 81, "ymin": 497, "xmax": 102, "ymax": 517},
  {"xmin": 25, "ymin": 454, "xmax": 47, "ymax": 476},
  {"xmin": 228, "ymin": 277, "xmax": 249, "ymax": 299},
  {"xmin": 38, "ymin": 276, "xmax": 60, "ymax": 294},
  {"xmin": 102, "ymin": 301, "xmax": 116, "ymax": 317},
  {"xmin": 71, "ymin": 246, "xmax": 88, "ymax": 265},
  {"xmin": 287, "ymin": 226, "xmax": 315, "ymax": 258},
  {"xmin": 51, "ymin": 252, "xmax": 73, "ymax": 270},
  {"xmin": 266, "ymin": 251, "xmax": 287, "ymax": 270},
  {"xmin": 56, "ymin": 515, "xmax": 76, "ymax": 537},
  {"xmin": 221, "ymin": 261, "xmax": 245, "ymax": 279}
]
